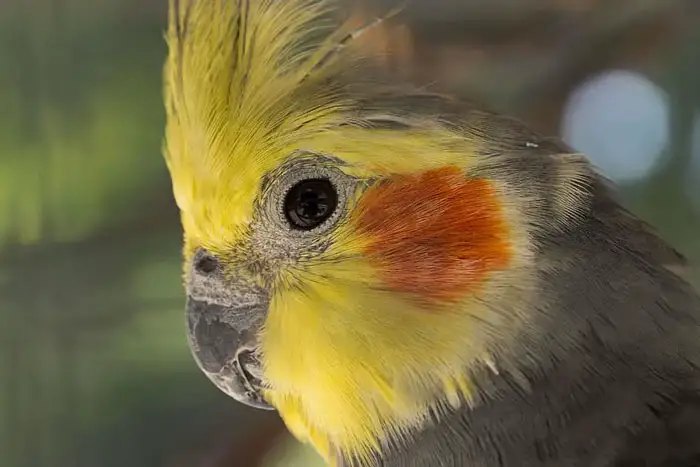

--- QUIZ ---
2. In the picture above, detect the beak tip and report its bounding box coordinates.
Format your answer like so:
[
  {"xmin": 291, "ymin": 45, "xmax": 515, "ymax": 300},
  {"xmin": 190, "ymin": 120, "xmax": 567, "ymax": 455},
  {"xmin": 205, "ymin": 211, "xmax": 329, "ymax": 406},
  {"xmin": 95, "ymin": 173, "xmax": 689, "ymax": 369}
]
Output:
[
  {"xmin": 185, "ymin": 296, "xmax": 273, "ymax": 411},
  {"xmin": 206, "ymin": 366, "xmax": 275, "ymax": 410}
]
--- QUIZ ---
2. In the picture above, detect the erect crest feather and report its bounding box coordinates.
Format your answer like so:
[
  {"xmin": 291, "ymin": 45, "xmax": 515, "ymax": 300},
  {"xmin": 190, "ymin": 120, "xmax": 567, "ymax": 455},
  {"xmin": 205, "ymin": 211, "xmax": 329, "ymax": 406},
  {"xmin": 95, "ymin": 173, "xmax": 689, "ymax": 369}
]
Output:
[
  {"xmin": 164, "ymin": 0, "xmax": 342, "ymax": 243},
  {"xmin": 163, "ymin": 0, "xmax": 408, "ymax": 247}
]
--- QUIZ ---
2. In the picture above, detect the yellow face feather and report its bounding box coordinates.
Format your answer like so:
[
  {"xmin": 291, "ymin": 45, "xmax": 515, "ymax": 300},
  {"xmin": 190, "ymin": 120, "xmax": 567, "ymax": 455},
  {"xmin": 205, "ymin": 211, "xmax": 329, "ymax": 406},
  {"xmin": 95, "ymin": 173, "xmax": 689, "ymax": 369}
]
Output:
[
  {"xmin": 164, "ymin": 0, "xmax": 541, "ymax": 463},
  {"xmin": 164, "ymin": 0, "xmax": 351, "ymax": 251}
]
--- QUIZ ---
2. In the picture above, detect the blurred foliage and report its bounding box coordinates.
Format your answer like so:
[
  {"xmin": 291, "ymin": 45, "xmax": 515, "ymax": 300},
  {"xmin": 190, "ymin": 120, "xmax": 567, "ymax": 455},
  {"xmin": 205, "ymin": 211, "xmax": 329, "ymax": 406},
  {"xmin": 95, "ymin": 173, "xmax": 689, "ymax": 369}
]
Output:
[
  {"xmin": 0, "ymin": 1, "xmax": 167, "ymax": 245},
  {"xmin": 0, "ymin": 1, "xmax": 698, "ymax": 467}
]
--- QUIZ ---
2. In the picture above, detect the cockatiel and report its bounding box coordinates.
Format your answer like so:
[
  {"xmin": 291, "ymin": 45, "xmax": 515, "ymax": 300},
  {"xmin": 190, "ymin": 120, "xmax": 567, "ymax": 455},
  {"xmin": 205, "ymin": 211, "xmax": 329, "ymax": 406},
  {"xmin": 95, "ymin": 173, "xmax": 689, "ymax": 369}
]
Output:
[{"xmin": 162, "ymin": 0, "xmax": 700, "ymax": 465}]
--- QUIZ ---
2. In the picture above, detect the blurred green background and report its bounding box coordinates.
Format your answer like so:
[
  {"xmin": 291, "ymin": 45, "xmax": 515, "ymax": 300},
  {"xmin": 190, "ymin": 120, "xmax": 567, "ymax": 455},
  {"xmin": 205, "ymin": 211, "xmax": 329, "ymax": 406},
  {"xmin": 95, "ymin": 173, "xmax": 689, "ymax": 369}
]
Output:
[{"xmin": 0, "ymin": 0, "xmax": 698, "ymax": 466}]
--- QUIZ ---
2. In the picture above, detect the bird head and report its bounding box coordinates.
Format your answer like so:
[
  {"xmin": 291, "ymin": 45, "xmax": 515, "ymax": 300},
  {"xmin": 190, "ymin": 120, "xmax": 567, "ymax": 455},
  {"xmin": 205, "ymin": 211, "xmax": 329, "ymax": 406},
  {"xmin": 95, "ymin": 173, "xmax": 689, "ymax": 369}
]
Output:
[{"xmin": 163, "ymin": 0, "xmax": 600, "ymax": 462}]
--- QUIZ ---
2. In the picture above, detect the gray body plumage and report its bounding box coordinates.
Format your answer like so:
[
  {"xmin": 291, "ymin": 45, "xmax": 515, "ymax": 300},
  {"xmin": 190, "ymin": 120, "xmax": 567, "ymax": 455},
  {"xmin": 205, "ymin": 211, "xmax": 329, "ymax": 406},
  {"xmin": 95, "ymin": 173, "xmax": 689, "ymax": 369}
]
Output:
[{"xmin": 339, "ymin": 97, "xmax": 700, "ymax": 466}]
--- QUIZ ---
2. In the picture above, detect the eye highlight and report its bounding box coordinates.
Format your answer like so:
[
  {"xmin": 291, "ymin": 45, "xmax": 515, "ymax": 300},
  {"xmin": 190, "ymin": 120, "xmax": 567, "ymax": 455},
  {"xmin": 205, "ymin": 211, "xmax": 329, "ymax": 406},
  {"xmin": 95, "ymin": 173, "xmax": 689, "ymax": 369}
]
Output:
[{"xmin": 284, "ymin": 178, "xmax": 338, "ymax": 230}]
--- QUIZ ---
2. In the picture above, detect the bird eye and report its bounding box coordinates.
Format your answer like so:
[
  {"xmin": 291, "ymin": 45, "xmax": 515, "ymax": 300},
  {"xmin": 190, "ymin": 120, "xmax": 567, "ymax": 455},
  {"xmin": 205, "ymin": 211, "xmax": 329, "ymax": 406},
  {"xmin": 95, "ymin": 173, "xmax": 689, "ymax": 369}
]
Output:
[{"xmin": 284, "ymin": 178, "xmax": 338, "ymax": 231}]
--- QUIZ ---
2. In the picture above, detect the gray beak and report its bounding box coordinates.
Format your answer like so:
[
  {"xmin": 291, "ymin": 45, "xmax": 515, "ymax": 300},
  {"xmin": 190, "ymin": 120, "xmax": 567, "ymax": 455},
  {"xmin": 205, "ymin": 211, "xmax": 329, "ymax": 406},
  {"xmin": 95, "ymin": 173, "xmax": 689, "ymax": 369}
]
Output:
[{"xmin": 186, "ymin": 296, "xmax": 273, "ymax": 410}]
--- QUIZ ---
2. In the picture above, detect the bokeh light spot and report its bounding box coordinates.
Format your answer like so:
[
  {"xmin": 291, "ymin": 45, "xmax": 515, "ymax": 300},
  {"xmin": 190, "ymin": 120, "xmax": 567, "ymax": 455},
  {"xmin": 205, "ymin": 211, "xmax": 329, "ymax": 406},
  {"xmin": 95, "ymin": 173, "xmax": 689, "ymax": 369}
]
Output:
[{"xmin": 561, "ymin": 70, "xmax": 670, "ymax": 183}]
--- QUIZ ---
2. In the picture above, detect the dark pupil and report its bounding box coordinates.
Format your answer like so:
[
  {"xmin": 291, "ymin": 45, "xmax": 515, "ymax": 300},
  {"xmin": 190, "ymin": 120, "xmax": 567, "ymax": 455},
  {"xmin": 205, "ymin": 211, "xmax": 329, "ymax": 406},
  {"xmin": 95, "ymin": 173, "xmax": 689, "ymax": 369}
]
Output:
[{"xmin": 284, "ymin": 178, "xmax": 338, "ymax": 230}]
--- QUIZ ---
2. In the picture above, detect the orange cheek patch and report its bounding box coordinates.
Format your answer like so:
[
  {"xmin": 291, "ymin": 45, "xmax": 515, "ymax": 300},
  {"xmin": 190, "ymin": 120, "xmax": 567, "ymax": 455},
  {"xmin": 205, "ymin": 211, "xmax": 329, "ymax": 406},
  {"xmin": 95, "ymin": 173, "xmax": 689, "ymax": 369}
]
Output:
[{"xmin": 355, "ymin": 166, "xmax": 511, "ymax": 304}]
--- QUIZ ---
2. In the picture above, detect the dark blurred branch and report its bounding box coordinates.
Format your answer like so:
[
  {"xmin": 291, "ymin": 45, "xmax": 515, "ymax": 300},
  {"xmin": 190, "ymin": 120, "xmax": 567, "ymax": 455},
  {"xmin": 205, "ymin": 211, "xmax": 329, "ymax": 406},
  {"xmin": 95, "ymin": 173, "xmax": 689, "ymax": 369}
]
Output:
[
  {"xmin": 213, "ymin": 420, "xmax": 288, "ymax": 467},
  {"xmin": 167, "ymin": 417, "xmax": 287, "ymax": 467},
  {"xmin": 509, "ymin": 0, "xmax": 692, "ymax": 113},
  {"xmin": 359, "ymin": 0, "xmax": 698, "ymax": 134}
]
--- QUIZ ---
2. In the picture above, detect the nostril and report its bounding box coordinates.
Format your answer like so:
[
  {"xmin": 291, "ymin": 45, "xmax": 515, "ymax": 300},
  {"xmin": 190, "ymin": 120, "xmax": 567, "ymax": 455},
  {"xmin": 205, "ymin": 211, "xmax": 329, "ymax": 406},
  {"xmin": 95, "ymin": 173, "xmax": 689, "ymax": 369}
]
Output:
[{"xmin": 195, "ymin": 255, "xmax": 219, "ymax": 275}]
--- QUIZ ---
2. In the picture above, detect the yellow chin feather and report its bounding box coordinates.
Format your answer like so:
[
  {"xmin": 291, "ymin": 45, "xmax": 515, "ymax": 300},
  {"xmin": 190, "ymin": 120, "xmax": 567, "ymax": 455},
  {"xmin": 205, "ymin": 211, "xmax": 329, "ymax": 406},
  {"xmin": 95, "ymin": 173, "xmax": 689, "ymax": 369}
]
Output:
[{"xmin": 260, "ymin": 258, "xmax": 484, "ymax": 463}]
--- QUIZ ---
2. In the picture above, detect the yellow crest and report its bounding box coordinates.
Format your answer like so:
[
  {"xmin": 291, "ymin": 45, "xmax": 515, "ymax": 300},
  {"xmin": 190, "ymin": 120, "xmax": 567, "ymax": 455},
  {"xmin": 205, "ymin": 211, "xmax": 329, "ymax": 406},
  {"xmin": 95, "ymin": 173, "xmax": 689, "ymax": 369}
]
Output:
[{"xmin": 166, "ymin": 0, "xmax": 339, "ymax": 251}]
